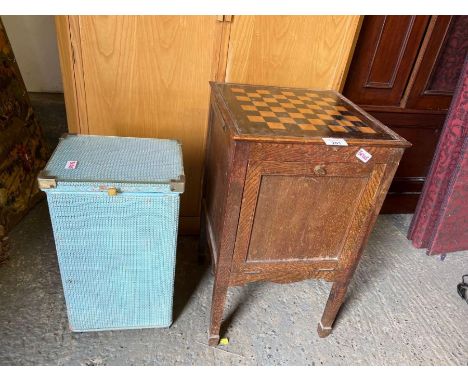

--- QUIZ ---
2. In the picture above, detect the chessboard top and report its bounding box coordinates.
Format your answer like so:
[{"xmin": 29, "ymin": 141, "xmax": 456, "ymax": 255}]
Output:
[{"xmin": 212, "ymin": 82, "xmax": 410, "ymax": 146}]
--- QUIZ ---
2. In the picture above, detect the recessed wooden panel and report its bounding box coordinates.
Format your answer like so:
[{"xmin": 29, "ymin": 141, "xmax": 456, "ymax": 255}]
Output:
[
  {"xmin": 247, "ymin": 174, "xmax": 367, "ymax": 262},
  {"xmin": 343, "ymin": 15, "xmax": 460, "ymax": 214},
  {"xmin": 405, "ymin": 16, "xmax": 468, "ymax": 110},
  {"xmin": 225, "ymin": 16, "xmax": 362, "ymax": 91},
  {"xmin": 369, "ymin": 110, "xmax": 445, "ymax": 213},
  {"xmin": 427, "ymin": 16, "xmax": 468, "ymax": 93},
  {"xmin": 232, "ymin": 160, "xmax": 379, "ymax": 270},
  {"xmin": 366, "ymin": 17, "xmax": 420, "ymax": 88},
  {"xmin": 344, "ymin": 16, "xmax": 430, "ymax": 106},
  {"xmin": 369, "ymin": 112, "xmax": 444, "ymax": 178}
]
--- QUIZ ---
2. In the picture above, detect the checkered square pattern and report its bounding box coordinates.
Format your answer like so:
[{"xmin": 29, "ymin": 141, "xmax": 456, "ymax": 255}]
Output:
[{"xmin": 217, "ymin": 83, "xmax": 392, "ymax": 140}]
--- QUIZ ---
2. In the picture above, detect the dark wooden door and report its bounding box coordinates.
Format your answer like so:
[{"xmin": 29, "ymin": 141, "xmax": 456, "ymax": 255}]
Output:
[
  {"xmin": 232, "ymin": 159, "xmax": 386, "ymax": 273},
  {"xmin": 405, "ymin": 16, "xmax": 468, "ymax": 110},
  {"xmin": 344, "ymin": 16, "xmax": 430, "ymax": 107},
  {"xmin": 344, "ymin": 15, "xmax": 468, "ymax": 213}
]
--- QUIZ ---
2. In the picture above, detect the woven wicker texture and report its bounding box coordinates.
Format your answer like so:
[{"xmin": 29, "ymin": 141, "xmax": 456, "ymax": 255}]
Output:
[
  {"xmin": 43, "ymin": 135, "xmax": 183, "ymax": 185},
  {"xmin": 42, "ymin": 135, "xmax": 183, "ymax": 331},
  {"xmin": 47, "ymin": 192, "xmax": 179, "ymax": 330}
]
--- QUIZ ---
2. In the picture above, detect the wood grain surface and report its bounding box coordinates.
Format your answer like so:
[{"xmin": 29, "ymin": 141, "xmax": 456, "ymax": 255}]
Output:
[
  {"xmin": 247, "ymin": 174, "xmax": 368, "ymax": 262},
  {"xmin": 224, "ymin": 16, "xmax": 362, "ymax": 91},
  {"xmin": 343, "ymin": 16, "xmax": 430, "ymax": 107},
  {"xmin": 203, "ymin": 82, "xmax": 409, "ymax": 344},
  {"xmin": 55, "ymin": 17, "xmax": 80, "ymax": 134},
  {"xmin": 404, "ymin": 16, "xmax": 467, "ymax": 110},
  {"xmin": 342, "ymin": 15, "xmax": 464, "ymax": 214},
  {"xmin": 56, "ymin": 16, "xmax": 364, "ymax": 227},
  {"xmin": 57, "ymin": 16, "xmax": 224, "ymax": 221}
]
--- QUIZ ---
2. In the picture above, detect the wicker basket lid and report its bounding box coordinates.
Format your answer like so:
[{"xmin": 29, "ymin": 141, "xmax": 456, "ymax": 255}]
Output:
[{"xmin": 38, "ymin": 134, "xmax": 184, "ymax": 193}]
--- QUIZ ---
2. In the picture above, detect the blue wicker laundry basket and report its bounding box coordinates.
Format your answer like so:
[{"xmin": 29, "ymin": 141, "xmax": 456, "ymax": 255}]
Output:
[{"xmin": 38, "ymin": 134, "xmax": 184, "ymax": 332}]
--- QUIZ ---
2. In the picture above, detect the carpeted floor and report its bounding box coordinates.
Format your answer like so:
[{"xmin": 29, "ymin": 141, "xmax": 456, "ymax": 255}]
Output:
[{"xmin": 0, "ymin": 203, "xmax": 466, "ymax": 365}]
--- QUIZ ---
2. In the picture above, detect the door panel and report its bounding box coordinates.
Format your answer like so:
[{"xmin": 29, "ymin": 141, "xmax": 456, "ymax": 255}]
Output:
[
  {"xmin": 248, "ymin": 174, "xmax": 367, "ymax": 262},
  {"xmin": 343, "ymin": 16, "xmax": 430, "ymax": 106},
  {"xmin": 342, "ymin": 15, "xmax": 462, "ymax": 214},
  {"xmin": 370, "ymin": 110, "xmax": 445, "ymax": 213},
  {"xmin": 232, "ymin": 160, "xmax": 386, "ymax": 272},
  {"xmin": 405, "ymin": 16, "xmax": 468, "ymax": 110},
  {"xmin": 224, "ymin": 16, "xmax": 362, "ymax": 91},
  {"xmin": 426, "ymin": 16, "xmax": 468, "ymax": 93},
  {"xmin": 65, "ymin": 16, "xmax": 224, "ymax": 221}
]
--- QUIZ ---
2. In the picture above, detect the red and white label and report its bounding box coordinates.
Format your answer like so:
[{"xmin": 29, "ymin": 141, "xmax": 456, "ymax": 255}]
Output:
[
  {"xmin": 65, "ymin": 160, "xmax": 78, "ymax": 170},
  {"xmin": 322, "ymin": 138, "xmax": 348, "ymax": 146},
  {"xmin": 356, "ymin": 148, "xmax": 372, "ymax": 163}
]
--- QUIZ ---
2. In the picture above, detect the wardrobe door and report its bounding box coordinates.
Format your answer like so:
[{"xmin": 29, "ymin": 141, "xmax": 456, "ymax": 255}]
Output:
[
  {"xmin": 56, "ymin": 16, "xmax": 226, "ymax": 231},
  {"xmin": 341, "ymin": 16, "xmax": 466, "ymax": 214},
  {"xmin": 343, "ymin": 16, "xmax": 430, "ymax": 107},
  {"xmin": 405, "ymin": 16, "xmax": 468, "ymax": 110},
  {"xmin": 224, "ymin": 16, "xmax": 362, "ymax": 91}
]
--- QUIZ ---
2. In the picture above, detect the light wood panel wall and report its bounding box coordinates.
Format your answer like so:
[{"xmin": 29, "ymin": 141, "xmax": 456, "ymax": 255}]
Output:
[
  {"xmin": 55, "ymin": 16, "xmax": 361, "ymax": 233},
  {"xmin": 225, "ymin": 16, "xmax": 362, "ymax": 90},
  {"xmin": 56, "ymin": 16, "xmax": 227, "ymax": 233},
  {"xmin": 55, "ymin": 17, "xmax": 80, "ymax": 133}
]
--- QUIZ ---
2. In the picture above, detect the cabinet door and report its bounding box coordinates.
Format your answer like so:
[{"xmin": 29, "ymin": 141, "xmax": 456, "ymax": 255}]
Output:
[
  {"xmin": 404, "ymin": 16, "xmax": 468, "ymax": 110},
  {"xmin": 343, "ymin": 16, "xmax": 430, "ymax": 107},
  {"xmin": 224, "ymin": 16, "xmax": 362, "ymax": 91},
  {"xmin": 232, "ymin": 160, "xmax": 386, "ymax": 274},
  {"xmin": 56, "ymin": 16, "xmax": 225, "ymax": 230}
]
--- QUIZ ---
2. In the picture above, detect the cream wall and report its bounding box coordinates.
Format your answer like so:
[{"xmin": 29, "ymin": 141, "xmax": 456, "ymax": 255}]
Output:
[{"xmin": 2, "ymin": 15, "xmax": 63, "ymax": 92}]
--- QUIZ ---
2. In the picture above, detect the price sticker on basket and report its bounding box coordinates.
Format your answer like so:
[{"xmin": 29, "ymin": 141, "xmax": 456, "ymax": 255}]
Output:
[{"xmin": 65, "ymin": 160, "xmax": 78, "ymax": 170}]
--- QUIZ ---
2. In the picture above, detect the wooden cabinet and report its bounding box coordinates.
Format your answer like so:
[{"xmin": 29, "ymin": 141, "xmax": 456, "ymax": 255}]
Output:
[
  {"xmin": 344, "ymin": 15, "xmax": 468, "ymax": 213},
  {"xmin": 201, "ymin": 82, "xmax": 409, "ymax": 345},
  {"xmin": 55, "ymin": 16, "xmax": 362, "ymax": 232}
]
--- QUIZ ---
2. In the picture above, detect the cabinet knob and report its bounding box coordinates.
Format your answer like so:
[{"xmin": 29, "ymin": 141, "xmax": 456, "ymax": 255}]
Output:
[
  {"xmin": 314, "ymin": 165, "xmax": 327, "ymax": 176},
  {"xmin": 107, "ymin": 187, "xmax": 118, "ymax": 196}
]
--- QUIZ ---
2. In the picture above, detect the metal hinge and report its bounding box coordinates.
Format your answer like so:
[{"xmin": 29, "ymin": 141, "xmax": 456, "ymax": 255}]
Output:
[
  {"xmin": 170, "ymin": 174, "xmax": 185, "ymax": 193},
  {"xmin": 216, "ymin": 15, "xmax": 233, "ymax": 22},
  {"xmin": 37, "ymin": 172, "xmax": 57, "ymax": 189},
  {"xmin": 60, "ymin": 132, "xmax": 77, "ymax": 140}
]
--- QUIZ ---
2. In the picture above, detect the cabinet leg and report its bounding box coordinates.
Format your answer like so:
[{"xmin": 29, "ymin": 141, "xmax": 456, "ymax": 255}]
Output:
[
  {"xmin": 317, "ymin": 280, "xmax": 350, "ymax": 338},
  {"xmin": 208, "ymin": 273, "xmax": 229, "ymax": 346}
]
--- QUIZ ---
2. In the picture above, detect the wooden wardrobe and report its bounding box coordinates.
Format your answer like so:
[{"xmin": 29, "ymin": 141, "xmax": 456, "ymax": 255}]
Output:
[
  {"xmin": 344, "ymin": 16, "xmax": 468, "ymax": 213},
  {"xmin": 55, "ymin": 16, "xmax": 362, "ymax": 233}
]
